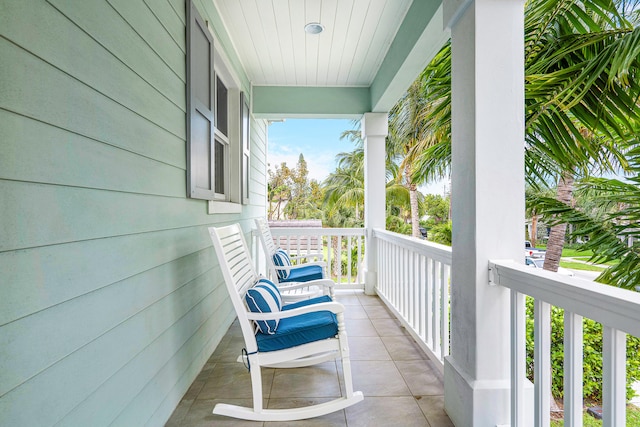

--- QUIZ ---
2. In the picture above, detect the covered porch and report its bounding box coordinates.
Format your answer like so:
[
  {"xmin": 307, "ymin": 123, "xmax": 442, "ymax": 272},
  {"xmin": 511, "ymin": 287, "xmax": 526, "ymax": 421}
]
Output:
[{"xmin": 3, "ymin": 0, "xmax": 640, "ymax": 426}]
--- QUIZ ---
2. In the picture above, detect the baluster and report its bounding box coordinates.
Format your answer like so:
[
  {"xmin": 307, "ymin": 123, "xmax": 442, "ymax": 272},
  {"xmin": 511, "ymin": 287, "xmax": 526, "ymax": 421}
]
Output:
[
  {"xmin": 419, "ymin": 255, "xmax": 426, "ymax": 342},
  {"xmin": 337, "ymin": 235, "xmax": 342, "ymax": 285},
  {"xmin": 534, "ymin": 299, "xmax": 551, "ymax": 427},
  {"xmin": 428, "ymin": 258, "xmax": 435, "ymax": 349},
  {"xmin": 357, "ymin": 235, "xmax": 362, "ymax": 286},
  {"xmin": 511, "ymin": 290, "xmax": 526, "ymax": 427},
  {"xmin": 347, "ymin": 235, "xmax": 352, "ymax": 285},
  {"xmin": 563, "ymin": 311, "xmax": 583, "ymax": 427},
  {"xmin": 602, "ymin": 327, "xmax": 626, "ymax": 427},
  {"xmin": 440, "ymin": 263, "xmax": 449, "ymax": 360}
]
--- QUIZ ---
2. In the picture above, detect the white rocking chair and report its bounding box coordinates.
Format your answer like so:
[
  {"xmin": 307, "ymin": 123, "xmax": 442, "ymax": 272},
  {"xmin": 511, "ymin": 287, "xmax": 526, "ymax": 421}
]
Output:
[
  {"xmin": 208, "ymin": 224, "xmax": 363, "ymax": 421},
  {"xmin": 255, "ymin": 218, "xmax": 330, "ymax": 297}
]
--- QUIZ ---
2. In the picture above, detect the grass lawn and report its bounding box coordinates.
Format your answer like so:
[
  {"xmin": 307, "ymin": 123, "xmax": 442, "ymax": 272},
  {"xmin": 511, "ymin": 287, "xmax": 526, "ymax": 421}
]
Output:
[
  {"xmin": 559, "ymin": 261, "xmax": 606, "ymax": 272},
  {"xmin": 562, "ymin": 248, "xmax": 595, "ymax": 258},
  {"xmin": 550, "ymin": 405, "xmax": 640, "ymax": 426}
]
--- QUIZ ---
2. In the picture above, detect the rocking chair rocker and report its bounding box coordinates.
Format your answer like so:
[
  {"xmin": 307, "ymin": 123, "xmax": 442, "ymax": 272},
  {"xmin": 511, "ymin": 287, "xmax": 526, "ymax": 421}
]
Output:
[{"xmin": 208, "ymin": 224, "xmax": 363, "ymax": 421}]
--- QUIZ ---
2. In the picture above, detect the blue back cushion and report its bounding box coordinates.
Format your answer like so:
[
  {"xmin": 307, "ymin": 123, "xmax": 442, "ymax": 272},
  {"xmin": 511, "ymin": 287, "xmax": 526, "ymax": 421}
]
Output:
[
  {"xmin": 272, "ymin": 248, "xmax": 292, "ymax": 280},
  {"xmin": 245, "ymin": 281, "xmax": 282, "ymax": 334},
  {"xmin": 257, "ymin": 278, "xmax": 282, "ymax": 309}
]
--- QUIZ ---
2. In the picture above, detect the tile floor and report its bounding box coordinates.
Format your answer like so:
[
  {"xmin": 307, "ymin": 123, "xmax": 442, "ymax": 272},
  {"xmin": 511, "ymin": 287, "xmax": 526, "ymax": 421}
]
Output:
[{"xmin": 165, "ymin": 290, "xmax": 454, "ymax": 426}]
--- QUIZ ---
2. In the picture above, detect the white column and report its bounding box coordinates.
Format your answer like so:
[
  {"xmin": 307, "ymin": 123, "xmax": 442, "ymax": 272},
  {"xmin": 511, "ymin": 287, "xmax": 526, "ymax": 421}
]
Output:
[
  {"xmin": 443, "ymin": 0, "xmax": 525, "ymax": 425},
  {"xmin": 362, "ymin": 113, "xmax": 388, "ymax": 295}
]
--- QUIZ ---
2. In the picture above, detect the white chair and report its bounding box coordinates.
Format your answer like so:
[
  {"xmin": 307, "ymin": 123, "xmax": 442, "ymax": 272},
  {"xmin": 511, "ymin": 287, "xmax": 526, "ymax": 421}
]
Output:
[
  {"xmin": 255, "ymin": 218, "xmax": 328, "ymax": 285},
  {"xmin": 208, "ymin": 224, "xmax": 363, "ymax": 421}
]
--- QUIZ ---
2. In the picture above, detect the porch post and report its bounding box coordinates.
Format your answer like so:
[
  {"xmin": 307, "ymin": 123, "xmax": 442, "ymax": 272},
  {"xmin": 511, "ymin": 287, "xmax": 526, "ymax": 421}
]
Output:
[
  {"xmin": 443, "ymin": 0, "xmax": 525, "ymax": 426},
  {"xmin": 361, "ymin": 113, "xmax": 388, "ymax": 295}
]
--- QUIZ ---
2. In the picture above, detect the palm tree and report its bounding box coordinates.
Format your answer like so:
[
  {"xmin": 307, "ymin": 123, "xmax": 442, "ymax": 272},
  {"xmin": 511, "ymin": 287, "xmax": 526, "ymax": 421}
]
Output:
[
  {"xmin": 389, "ymin": 80, "xmax": 431, "ymax": 238},
  {"xmin": 403, "ymin": 0, "xmax": 640, "ymax": 275},
  {"xmin": 529, "ymin": 171, "xmax": 640, "ymax": 290}
]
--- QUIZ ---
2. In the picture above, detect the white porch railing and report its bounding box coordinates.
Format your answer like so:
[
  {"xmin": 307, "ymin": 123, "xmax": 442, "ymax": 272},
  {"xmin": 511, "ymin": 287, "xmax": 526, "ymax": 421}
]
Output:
[
  {"xmin": 490, "ymin": 259, "xmax": 640, "ymax": 427},
  {"xmin": 268, "ymin": 227, "xmax": 366, "ymax": 288},
  {"xmin": 373, "ymin": 228, "xmax": 452, "ymax": 369}
]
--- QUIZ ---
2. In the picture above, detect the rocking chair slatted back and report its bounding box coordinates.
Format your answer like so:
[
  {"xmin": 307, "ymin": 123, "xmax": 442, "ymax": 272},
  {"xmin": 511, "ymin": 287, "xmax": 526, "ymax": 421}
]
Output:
[{"xmin": 255, "ymin": 217, "xmax": 278, "ymax": 257}]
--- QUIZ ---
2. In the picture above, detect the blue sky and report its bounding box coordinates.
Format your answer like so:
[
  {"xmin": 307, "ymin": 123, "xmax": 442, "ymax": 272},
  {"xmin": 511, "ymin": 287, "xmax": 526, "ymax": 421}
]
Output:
[
  {"xmin": 267, "ymin": 119, "xmax": 357, "ymax": 183},
  {"xmin": 267, "ymin": 118, "xmax": 448, "ymax": 195}
]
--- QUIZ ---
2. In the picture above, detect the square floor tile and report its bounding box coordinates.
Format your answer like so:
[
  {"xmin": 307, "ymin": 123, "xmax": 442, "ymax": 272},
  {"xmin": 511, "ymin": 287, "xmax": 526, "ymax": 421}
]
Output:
[
  {"xmin": 381, "ymin": 335, "xmax": 428, "ymax": 361},
  {"xmin": 345, "ymin": 396, "xmax": 429, "ymax": 427},
  {"xmin": 370, "ymin": 317, "xmax": 406, "ymax": 336},
  {"xmin": 347, "ymin": 337, "xmax": 391, "ymax": 361},
  {"xmin": 356, "ymin": 294, "xmax": 384, "ymax": 306},
  {"xmin": 198, "ymin": 363, "xmax": 274, "ymax": 400},
  {"xmin": 395, "ymin": 360, "xmax": 444, "ymax": 396},
  {"xmin": 345, "ymin": 318, "xmax": 378, "ymax": 337},
  {"xmin": 350, "ymin": 361, "xmax": 411, "ymax": 396},
  {"xmin": 415, "ymin": 395, "xmax": 455, "ymax": 427},
  {"xmin": 181, "ymin": 398, "xmax": 263, "ymax": 427},
  {"xmin": 342, "ymin": 305, "xmax": 369, "ymax": 320},
  {"xmin": 265, "ymin": 398, "xmax": 348, "ymax": 426},
  {"xmin": 362, "ymin": 305, "xmax": 392, "ymax": 319},
  {"xmin": 270, "ymin": 363, "xmax": 341, "ymax": 398}
]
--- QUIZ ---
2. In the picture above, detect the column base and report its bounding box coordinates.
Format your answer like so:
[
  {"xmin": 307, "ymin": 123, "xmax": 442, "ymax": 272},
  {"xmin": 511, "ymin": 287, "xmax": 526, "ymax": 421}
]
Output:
[
  {"xmin": 364, "ymin": 270, "xmax": 377, "ymax": 295},
  {"xmin": 444, "ymin": 356, "xmax": 533, "ymax": 427}
]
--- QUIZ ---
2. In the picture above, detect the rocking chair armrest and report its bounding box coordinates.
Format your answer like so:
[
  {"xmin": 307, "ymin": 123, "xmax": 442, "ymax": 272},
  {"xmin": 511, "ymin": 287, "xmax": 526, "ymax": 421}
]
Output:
[
  {"xmin": 246, "ymin": 302, "xmax": 345, "ymax": 320},
  {"xmin": 276, "ymin": 279, "xmax": 334, "ymax": 292},
  {"xmin": 288, "ymin": 252, "xmax": 324, "ymax": 261},
  {"xmin": 273, "ymin": 261, "xmax": 326, "ymax": 271},
  {"xmin": 279, "ymin": 278, "xmax": 334, "ymax": 290}
]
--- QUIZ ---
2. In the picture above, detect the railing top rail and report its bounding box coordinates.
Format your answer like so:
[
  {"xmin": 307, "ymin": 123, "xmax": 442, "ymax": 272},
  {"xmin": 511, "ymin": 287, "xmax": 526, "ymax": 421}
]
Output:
[
  {"xmin": 269, "ymin": 227, "xmax": 365, "ymax": 236},
  {"xmin": 490, "ymin": 259, "xmax": 640, "ymax": 337},
  {"xmin": 373, "ymin": 228, "xmax": 452, "ymax": 264}
]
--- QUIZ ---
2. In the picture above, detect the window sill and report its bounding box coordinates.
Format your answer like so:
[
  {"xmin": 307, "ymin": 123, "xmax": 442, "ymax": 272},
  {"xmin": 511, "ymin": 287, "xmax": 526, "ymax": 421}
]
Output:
[{"xmin": 208, "ymin": 201, "xmax": 242, "ymax": 214}]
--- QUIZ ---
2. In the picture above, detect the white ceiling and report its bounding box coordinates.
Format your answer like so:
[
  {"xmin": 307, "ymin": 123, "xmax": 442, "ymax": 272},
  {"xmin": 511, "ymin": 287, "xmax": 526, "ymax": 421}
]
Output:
[{"xmin": 213, "ymin": 0, "xmax": 413, "ymax": 87}]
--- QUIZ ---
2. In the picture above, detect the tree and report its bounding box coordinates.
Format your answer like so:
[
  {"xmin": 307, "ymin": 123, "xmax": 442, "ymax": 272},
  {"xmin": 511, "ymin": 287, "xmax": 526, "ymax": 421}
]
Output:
[
  {"xmin": 389, "ymin": 80, "xmax": 430, "ymax": 238},
  {"xmin": 402, "ymin": 0, "xmax": 640, "ymax": 274},
  {"xmin": 267, "ymin": 162, "xmax": 292, "ymax": 220},
  {"xmin": 268, "ymin": 155, "xmax": 323, "ymax": 220}
]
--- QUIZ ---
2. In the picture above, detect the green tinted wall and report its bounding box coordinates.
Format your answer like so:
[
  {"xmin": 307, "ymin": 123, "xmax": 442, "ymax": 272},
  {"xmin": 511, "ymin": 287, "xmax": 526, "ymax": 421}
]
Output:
[{"xmin": 0, "ymin": 0, "xmax": 266, "ymax": 425}]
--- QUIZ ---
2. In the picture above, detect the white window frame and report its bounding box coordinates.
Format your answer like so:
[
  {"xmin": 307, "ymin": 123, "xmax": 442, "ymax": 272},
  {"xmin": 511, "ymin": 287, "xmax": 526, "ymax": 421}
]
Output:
[
  {"xmin": 186, "ymin": 1, "xmax": 246, "ymax": 214},
  {"xmin": 208, "ymin": 31, "xmax": 242, "ymax": 214}
]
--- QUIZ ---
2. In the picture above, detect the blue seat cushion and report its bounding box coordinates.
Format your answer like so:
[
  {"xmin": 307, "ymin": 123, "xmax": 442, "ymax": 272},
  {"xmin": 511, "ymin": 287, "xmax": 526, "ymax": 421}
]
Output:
[
  {"xmin": 256, "ymin": 296, "xmax": 337, "ymax": 352},
  {"xmin": 280, "ymin": 264, "xmax": 324, "ymax": 283}
]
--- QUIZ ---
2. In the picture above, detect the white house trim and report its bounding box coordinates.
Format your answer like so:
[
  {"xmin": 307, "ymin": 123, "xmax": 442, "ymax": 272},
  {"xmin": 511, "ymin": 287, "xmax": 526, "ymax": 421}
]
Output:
[{"xmin": 444, "ymin": 0, "xmax": 526, "ymax": 425}]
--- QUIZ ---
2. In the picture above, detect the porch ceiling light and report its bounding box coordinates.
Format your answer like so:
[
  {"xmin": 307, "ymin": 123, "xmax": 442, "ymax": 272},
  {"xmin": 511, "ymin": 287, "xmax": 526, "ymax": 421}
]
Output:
[{"xmin": 304, "ymin": 22, "xmax": 324, "ymax": 35}]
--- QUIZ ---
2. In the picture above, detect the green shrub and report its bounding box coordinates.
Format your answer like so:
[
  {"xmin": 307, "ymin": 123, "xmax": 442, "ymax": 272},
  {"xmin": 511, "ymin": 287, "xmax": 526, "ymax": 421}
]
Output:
[
  {"xmin": 386, "ymin": 215, "xmax": 411, "ymax": 235},
  {"xmin": 525, "ymin": 297, "xmax": 640, "ymax": 402},
  {"xmin": 428, "ymin": 221, "xmax": 452, "ymax": 246}
]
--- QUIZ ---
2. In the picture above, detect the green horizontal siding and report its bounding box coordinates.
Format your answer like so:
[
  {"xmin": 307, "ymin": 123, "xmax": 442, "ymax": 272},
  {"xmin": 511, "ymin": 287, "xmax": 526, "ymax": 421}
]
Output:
[{"xmin": 0, "ymin": 0, "xmax": 267, "ymax": 425}]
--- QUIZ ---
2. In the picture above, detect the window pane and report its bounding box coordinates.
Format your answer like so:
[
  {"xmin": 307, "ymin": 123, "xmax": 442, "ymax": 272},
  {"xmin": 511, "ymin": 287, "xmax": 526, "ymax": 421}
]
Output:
[
  {"xmin": 243, "ymin": 154, "xmax": 249, "ymax": 198},
  {"xmin": 242, "ymin": 103, "xmax": 250, "ymax": 151},
  {"xmin": 215, "ymin": 139, "xmax": 225, "ymax": 195},
  {"xmin": 193, "ymin": 111, "xmax": 211, "ymax": 191},
  {"xmin": 216, "ymin": 77, "xmax": 228, "ymax": 136}
]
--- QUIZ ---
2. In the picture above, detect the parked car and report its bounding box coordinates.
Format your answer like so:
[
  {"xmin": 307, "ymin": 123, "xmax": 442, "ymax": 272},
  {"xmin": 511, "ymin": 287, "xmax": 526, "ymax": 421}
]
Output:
[
  {"xmin": 525, "ymin": 257, "xmax": 574, "ymax": 277},
  {"xmin": 525, "ymin": 240, "xmax": 545, "ymax": 258},
  {"xmin": 419, "ymin": 227, "xmax": 428, "ymax": 239}
]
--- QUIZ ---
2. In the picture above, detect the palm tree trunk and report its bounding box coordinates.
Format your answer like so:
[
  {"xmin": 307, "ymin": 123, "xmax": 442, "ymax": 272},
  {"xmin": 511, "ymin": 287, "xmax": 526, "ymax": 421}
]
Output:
[
  {"xmin": 531, "ymin": 214, "xmax": 538, "ymax": 247},
  {"xmin": 331, "ymin": 236, "xmax": 340, "ymax": 278},
  {"xmin": 405, "ymin": 165, "xmax": 421, "ymax": 238},
  {"xmin": 543, "ymin": 172, "xmax": 574, "ymax": 272},
  {"xmin": 410, "ymin": 184, "xmax": 420, "ymax": 237}
]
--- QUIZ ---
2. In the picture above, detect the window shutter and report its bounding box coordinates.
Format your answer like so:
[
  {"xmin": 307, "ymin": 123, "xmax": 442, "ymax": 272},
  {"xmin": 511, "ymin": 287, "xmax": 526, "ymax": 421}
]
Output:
[
  {"xmin": 241, "ymin": 92, "xmax": 251, "ymax": 204},
  {"xmin": 186, "ymin": 2, "xmax": 215, "ymax": 200}
]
